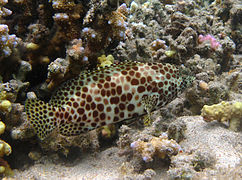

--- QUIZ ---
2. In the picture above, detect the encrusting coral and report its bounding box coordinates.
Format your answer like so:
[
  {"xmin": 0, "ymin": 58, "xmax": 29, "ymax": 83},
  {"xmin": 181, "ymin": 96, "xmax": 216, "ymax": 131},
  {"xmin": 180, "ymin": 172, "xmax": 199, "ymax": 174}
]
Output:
[
  {"xmin": 97, "ymin": 54, "xmax": 114, "ymax": 68},
  {"xmin": 201, "ymin": 101, "xmax": 242, "ymax": 131},
  {"xmin": 0, "ymin": 119, "xmax": 12, "ymax": 176},
  {"xmin": 130, "ymin": 132, "xmax": 182, "ymax": 162},
  {"xmin": 0, "ymin": 100, "xmax": 11, "ymax": 113}
]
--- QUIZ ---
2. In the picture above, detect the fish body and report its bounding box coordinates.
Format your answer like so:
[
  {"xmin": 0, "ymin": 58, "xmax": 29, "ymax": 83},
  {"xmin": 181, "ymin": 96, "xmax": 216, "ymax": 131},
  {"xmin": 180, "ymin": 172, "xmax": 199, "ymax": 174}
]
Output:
[{"xmin": 25, "ymin": 61, "xmax": 194, "ymax": 140}]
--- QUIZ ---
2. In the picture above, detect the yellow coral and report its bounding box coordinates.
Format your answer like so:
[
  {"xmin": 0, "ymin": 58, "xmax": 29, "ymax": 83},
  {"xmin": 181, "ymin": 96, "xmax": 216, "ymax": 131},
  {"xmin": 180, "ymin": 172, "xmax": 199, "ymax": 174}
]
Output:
[
  {"xmin": 0, "ymin": 120, "xmax": 12, "ymax": 176},
  {"xmin": 0, "ymin": 89, "xmax": 14, "ymax": 112},
  {"xmin": 0, "ymin": 121, "xmax": 5, "ymax": 135},
  {"xmin": 165, "ymin": 50, "xmax": 176, "ymax": 57},
  {"xmin": 0, "ymin": 166, "xmax": 5, "ymax": 173},
  {"xmin": 26, "ymin": 42, "xmax": 39, "ymax": 50},
  {"xmin": 0, "ymin": 100, "xmax": 12, "ymax": 113},
  {"xmin": 201, "ymin": 101, "xmax": 242, "ymax": 131},
  {"xmin": 97, "ymin": 54, "xmax": 114, "ymax": 68},
  {"xmin": 0, "ymin": 140, "xmax": 11, "ymax": 157}
]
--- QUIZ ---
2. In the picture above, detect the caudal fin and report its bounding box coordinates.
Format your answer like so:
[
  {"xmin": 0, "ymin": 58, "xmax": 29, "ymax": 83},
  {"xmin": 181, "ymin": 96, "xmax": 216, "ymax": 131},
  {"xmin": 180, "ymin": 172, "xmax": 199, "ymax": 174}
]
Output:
[{"xmin": 25, "ymin": 98, "xmax": 57, "ymax": 140}]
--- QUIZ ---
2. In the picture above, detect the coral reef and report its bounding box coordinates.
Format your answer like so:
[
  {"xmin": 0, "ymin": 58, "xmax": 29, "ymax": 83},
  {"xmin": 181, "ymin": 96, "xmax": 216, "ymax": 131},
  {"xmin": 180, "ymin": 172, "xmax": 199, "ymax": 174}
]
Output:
[
  {"xmin": 167, "ymin": 118, "xmax": 187, "ymax": 143},
  {"xmin": 44, "ymin": 2, "xmax": 129, "ymax": 90},
  {"xmin": 114, "ymin": 0, "xmax": 236, "ymax": 70},
  {"xmin": 130, "ymin": 132, "xmax": 181, "ymax": 162},
  {"xmin": 0, "ymin": 0, "xmax": 241, "ymax": 179},
  {"xmin": 0, "ymin": 119, "xmax": 12, "ymax": 176},
  {"xmin": 185, "ymin": 54, "xmax": 241, "ymax": 114},
  {"xmin": 201, "ymin": 101, "xmax": 242, "ymax": 131},
  {"xmin": 97, "ymin": 54, "xmax": 114, "ymax": 67},
  {"xmin": 198, "ymin": 34, "xmax": 221, "ymax": 50},
  {"xmin": 120, "ymin": 163, "xmax": 157, "ymax": 180},
  {"xmin": 39, "ymin": 130, "xmax": 100, "ymax": 156},
  {"xmin": 168, "ymin": 150, "xmax": 215, "ymax": 179},
  {"xmin": 0, "ymin": 0, "xmax": 12, "ymax": 19},
  {"xmin": 117, "ymin": 123, "xmax": 183, "ymax": 175},
  {"xmin": 46, "ymin": 57, "xmax": 70, "ymax": 90},
  {"xmin": 0, "ymin": 24, "xmax": 20, "ymax": 60},
  {"xmin": 0, "ymin": 100, "xmax": 11, "ymax": 113}
]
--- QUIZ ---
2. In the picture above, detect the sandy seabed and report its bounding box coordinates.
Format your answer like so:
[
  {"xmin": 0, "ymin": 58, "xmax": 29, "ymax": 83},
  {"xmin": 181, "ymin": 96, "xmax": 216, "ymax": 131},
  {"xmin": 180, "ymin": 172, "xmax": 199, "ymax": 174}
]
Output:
[{"xmin": 6, "ymin": 116, "xmax": 241, "ymax": 180}]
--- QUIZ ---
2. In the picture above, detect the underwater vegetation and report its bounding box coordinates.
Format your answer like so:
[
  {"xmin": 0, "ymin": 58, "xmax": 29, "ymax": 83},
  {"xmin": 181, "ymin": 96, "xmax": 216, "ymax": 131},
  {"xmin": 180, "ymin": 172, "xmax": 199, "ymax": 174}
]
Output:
[{"xmin": 0, "ymin": 0, "xmax": 241, "ymax": 179}]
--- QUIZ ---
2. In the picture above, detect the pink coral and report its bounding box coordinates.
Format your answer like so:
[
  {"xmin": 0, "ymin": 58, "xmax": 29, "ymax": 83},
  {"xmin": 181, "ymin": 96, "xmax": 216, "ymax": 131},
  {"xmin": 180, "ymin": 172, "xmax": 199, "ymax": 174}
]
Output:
[{"xmin": 198, "ymin": 34, "xmax": 221, "ymax": 50}]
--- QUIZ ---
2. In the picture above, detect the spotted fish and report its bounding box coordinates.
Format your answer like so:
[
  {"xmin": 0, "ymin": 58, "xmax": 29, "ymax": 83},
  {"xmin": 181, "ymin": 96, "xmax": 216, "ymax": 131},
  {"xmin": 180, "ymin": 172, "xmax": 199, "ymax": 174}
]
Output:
[{"xmin": 25, "ymin": 61, "xmax": 194, "ymax": 140}]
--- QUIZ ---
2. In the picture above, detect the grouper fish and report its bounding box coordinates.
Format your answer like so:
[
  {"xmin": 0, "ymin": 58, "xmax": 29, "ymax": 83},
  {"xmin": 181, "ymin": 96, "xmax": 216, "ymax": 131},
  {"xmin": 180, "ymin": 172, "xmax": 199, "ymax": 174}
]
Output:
[{"xmin": 25, "ymin": 61, "xmax": 194, "ymax": 140}]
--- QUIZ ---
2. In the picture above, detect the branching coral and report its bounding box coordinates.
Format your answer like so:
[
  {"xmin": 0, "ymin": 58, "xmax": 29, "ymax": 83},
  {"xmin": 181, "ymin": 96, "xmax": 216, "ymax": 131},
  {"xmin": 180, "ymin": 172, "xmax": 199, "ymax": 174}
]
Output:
[
  {"xmin": 51, "ymin": 0, "xmax": 76, "ymax": 11},
  {"xmin": 201, "ymin": 101, "xmax": 242, "ymax": 131},
  {"xmin": 45, "ymin": 2, "xmax": 129, "ymax": 90},
  {"xmin": 0, "ymin": 0, "xmax": 129, "ymax": 90},
  {"xmin": 0, "ymin": 0, "xmax": 12, "ymax": 19},
  {"xmin": 198, "ymin": 34, "xmax": 221, "ymax": 50},
  {"xmin": 130, "ymin": 133, "xmax": 182, "ymax": 162},
  {"xmin": 0, "ymin": 24, "xmax": 20, "ymax": 60},
  {"xmin": 0, "ymin": 80, "xmax": 32, "ymax": 142},
  {"xmin": 51, "ymin": 0, "xmax": 83, "ymax": 40},
  {"xmin": 46, "ymin": 38, "xmax": 87, "ymax": 90},
  {"xmin": 80, "ymin": 3, "xmax": 128, "ymax": 57},
  {"xmin": 66, "ymin": 38, "xmax": 87, "ymax": 62},
  {"xmin": 150, "ymin": 39, "xmax": 168, "ymax": 59},
  {"xmin": 0, "ymin": 80, "xmax": 28, "ymax": 103},
  {"xmin": 46, "ymin": 58, "xmax": 70, "ymax": 90},
  {"xmin": 50, "ymin": 0, "xmax": 127, "ymax": 52},
  {"xmin": 107, "ymin": 3, "xmax": 128, "ymax": 41}
]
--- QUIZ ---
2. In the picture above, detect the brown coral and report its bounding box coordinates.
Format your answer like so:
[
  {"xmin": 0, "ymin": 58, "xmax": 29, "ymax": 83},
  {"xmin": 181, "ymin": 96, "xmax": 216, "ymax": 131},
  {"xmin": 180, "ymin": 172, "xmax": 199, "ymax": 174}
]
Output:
[{"xmin": 130, "ymin": 133, "xmax": 182, "ymax": 162}]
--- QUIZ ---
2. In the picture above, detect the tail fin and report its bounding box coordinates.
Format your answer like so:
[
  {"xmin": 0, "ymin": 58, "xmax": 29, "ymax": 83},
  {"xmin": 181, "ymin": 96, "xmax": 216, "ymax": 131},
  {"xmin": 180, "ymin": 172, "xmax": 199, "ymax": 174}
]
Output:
[{"xmin": 25, "ymin": 98, "xmax": 57, "ymax": 140}]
